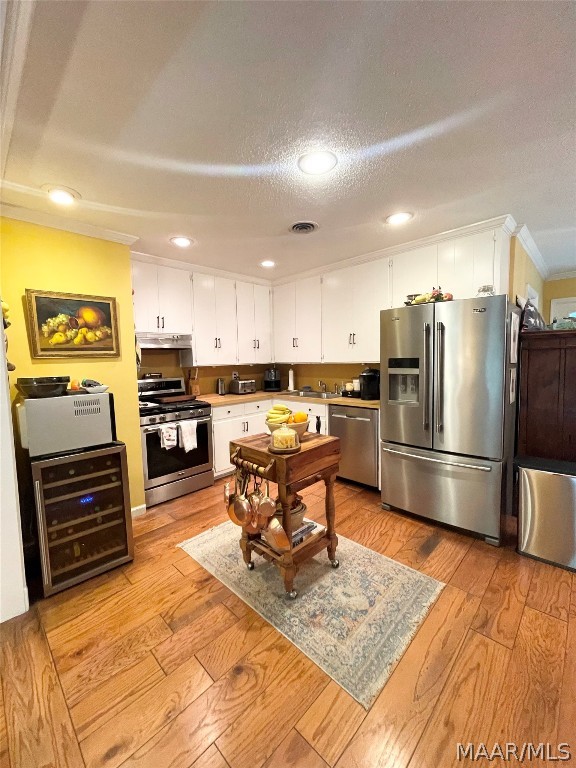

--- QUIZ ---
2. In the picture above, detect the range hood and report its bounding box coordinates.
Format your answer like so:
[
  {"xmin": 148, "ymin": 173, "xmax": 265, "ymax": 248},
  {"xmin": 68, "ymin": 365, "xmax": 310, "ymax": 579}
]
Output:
[{"xmin": 136, "ymin": 332, "xmax": 193, "ymax": 350}]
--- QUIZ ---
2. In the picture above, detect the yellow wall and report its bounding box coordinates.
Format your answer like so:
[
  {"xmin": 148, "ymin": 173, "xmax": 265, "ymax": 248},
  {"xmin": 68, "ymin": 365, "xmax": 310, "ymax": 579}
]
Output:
[
  {"xmin": 543, "ymin": 277, "xmax": 576, "ymax": 323},
  {"xmin": 0, "ymin": 218, "xmax": 145, "ymax": 509},
  {"xmin": 509, "ymin": 237, "xmax": 545, "ymax": 309}
]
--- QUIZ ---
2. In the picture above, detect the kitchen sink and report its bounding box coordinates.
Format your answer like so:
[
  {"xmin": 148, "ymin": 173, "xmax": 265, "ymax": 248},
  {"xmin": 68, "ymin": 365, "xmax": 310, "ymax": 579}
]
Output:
[{"xmin": 295, "ymin": 391, "xmax": 340, "ymax": 399}]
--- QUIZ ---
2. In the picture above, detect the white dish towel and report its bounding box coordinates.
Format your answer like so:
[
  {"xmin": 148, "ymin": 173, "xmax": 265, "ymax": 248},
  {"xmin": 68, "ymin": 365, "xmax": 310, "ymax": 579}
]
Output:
[
  {"xmin": 179, "ymin": 420, "xmax": 198, "ymax": 452},
  {"xmin": 159, "ymin": 423, "xmax": 178, "ymax": 450}
]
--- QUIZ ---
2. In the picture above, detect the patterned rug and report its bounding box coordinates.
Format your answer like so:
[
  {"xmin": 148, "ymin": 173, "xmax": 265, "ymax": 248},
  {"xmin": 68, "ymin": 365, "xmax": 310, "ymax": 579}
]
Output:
[{"xmin": 178, "ymin": 521, "xmax": 444, "ymax": 709}]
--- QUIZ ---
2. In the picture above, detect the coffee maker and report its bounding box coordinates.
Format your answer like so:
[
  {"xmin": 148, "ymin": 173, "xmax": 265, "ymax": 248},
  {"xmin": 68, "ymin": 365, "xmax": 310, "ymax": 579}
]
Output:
[
  {"xmin": 359, "ymin": 367, "xmax": 380, "ymax": 400},
  {"xmin": 263, "ymin": 367, "xmax": 281, "ymax": 392}
]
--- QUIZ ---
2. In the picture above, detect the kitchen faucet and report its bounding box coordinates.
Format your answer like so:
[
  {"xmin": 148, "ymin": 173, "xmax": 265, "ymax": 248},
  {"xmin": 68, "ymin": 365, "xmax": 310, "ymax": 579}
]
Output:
[{"xmin": 318, "ymin": 380, "xmax": 327, "ymax": 393}]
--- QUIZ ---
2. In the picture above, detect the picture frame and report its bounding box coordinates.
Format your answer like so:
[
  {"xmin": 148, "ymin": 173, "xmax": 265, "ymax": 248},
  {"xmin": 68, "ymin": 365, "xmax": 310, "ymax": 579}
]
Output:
[{"xmin": 25, "ymin": 289, "xmax": 120, "ymax": 358}]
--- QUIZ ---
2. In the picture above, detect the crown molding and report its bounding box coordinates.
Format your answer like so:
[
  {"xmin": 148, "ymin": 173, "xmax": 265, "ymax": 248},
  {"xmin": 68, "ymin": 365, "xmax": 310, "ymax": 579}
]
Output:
[
  {"xmin": 131, "ymin": 251, "xmax": 272, "ymax": 287},
  {"xmin": 272, "ymin": 215, "xmax": 517, "ymax": 285},
  {"xmin": 513, "ymin": 225, "xmax": 549, "ymax": 280},
  {"xmin": 0, "ymin": 0, "xmax": 35, "ymax": 176},
  {"xmin": 547, "ymin": 270, "xmax": 576, "ymax": 281},
  {"xmin": 1, "ymin": 204, "xmax": 138, "ymax": 245}
]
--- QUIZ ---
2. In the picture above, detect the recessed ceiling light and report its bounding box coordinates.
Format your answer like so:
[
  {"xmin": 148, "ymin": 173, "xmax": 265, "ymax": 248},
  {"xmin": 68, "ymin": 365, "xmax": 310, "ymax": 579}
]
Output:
[
  {"xmin": 170, "ymin": 236, "xmax": 193, "ymax": 248},
  {"xmin": 385, "ymin": 212, "xmax": 413, "ymax": 226},
  {"xmin": 261, "ymin": 260, "xmax": 275, "ymax": 268},
  {"xmin": 44, "ymin": 186, "xmax": 80, "ymax": 206},
  {"xmin": 297, "ymin": 150, "xmax": 338, "ymax": 175}
]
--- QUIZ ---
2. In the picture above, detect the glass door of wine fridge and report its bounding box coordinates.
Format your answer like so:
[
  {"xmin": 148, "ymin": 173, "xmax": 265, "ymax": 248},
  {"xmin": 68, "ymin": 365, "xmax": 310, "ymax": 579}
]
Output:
[{"xmin": 31, "ymin": 443, "xmax": 133, "ymax": 596}]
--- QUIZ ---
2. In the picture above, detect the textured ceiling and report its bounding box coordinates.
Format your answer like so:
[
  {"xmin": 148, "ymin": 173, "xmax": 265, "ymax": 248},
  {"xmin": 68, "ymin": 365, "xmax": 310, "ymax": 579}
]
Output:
[{"xmin": 1, "ymin": 0, "xmax": 575, "ymax": 278}]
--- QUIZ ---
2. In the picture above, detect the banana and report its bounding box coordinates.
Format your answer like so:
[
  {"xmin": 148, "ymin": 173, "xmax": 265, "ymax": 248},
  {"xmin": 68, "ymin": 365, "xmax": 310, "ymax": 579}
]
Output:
[{"xmin": 267, "ymin": 414, "xmax": 290, "ymax": 423}]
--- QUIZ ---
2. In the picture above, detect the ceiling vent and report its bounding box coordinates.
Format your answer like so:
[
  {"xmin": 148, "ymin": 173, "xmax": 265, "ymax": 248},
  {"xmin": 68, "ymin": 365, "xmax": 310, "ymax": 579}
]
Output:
[{"xmin": 290, "ymin": 221, "xmax": 318, "ymax": 234}]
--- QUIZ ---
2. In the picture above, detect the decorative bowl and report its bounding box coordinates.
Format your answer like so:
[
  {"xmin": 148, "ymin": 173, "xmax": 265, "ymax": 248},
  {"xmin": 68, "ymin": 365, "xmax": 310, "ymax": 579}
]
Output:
[
  {"xmin": 266, "ymin": 419, "xmax": 309, "ymax": 437},
  {"xmin": 16, "ymin": 376, "xmax": 70, "ymax": 398},
  {"xmin": 83, "ymin": 385, "xmax": 109, "ymax": 394}
]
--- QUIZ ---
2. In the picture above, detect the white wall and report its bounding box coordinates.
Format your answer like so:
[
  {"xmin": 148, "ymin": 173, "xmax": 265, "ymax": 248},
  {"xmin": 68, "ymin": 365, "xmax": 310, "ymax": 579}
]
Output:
[{"xmin": 0, "ymin": 336, "xmax": 29, "ymax": 622}]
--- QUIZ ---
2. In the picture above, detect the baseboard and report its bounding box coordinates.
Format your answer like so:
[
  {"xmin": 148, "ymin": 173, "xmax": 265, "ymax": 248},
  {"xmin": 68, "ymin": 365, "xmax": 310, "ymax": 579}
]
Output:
[{"xmin": 131, "ymin": 504, "xmax": 147, "ymax": 518}]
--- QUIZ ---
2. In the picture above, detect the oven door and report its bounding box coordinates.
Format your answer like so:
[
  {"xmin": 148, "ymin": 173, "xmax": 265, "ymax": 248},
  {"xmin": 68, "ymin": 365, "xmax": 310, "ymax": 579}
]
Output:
[{"xmin": 141, "ymin": 416, "xmax": 213, "ymax": 490}]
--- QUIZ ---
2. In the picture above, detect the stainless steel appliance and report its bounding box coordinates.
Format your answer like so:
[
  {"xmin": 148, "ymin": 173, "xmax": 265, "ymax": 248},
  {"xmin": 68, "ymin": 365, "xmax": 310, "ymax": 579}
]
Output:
[
  {"xmin": 138, "ymin": 377, "xmax": 214, "ymax": 506},
  {"xmin": 17, "ymin": 393, "xmax": 116, "ymax": 457},
  {"xmin": 329, "ymin": 405, "xmax": 379, "ymax": 487},
  {"xmin": 380, "ymin": 295, "xmax": 519, "ymax": 545},
  {"xmin": 229, "ymin": 379, "xmax": 256, "ymax": 395},
  {"xmin": 517, "ymin": 458, "xmax": 576, "ymax": 571},
  {"xmin": 135, "ymin": 332, "xmax": 193, "ymax": 350},
  {"xmin": 264, "ymin": 367, "xmax": 281, "ymax": 392},
  {"xmin": 359, "ymin": 367, "xmax": 380, "ymax": 400},
  {"xmin": 216, "ymin": 378, "xmax": 226, "ymax": 395},
  {"xmin": 31, "ymin": 443, "xmax": 133, "ymax": 597}
]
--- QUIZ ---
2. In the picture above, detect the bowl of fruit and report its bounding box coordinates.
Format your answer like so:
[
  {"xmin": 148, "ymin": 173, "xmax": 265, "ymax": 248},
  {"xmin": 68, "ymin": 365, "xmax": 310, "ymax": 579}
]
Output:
[{"xmin": 266, "ymin": 405, "xmax": 309, "ymax": 437}]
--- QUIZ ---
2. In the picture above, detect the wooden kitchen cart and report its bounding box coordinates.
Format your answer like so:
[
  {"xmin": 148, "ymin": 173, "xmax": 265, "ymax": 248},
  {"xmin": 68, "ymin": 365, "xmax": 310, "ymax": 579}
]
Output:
[{"xmin": 229, "ymin": 433, "xmax": 341, "ymax": 598}]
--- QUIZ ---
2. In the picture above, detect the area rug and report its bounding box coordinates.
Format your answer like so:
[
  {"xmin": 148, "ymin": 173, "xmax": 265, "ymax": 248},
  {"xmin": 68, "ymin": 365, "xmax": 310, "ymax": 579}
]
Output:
[{"xmin": 178, "ymin": 521, "xmax": 444, "ymax": 709}]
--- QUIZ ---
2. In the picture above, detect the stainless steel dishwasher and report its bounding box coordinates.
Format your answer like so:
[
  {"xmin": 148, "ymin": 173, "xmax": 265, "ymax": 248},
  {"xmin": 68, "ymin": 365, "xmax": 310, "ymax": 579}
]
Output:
[{"xmin": 329, "ymin": 405, "xmax": 379, "ymax": 487}]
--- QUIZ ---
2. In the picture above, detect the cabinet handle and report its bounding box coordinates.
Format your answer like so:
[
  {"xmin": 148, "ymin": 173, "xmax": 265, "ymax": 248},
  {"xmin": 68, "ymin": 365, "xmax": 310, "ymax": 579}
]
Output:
[
  {"xmin": 218, "ymin": 338, "xmax": 222, "ymax": 348},
  {"xmin": 253, "ymin": 339, "xmax": 256, "ymax": 349},
  {"xmin": 34, "ymin": 481, "xmax": 50, "ymax": 583},
  {"xmin": 295, "ymin": 338, "xmax": 298, "ymax": 347},
  {"xmin": 348, "ymin": 333, "xmax": 352, "ymax": 345},
  {"xmin": 352, "ymin": 332, "xmax": 356, "ymax": 344},
  {"xmin": 161, "ymin": 316, "xmax": 165, "ymax": 329},
  {"xmin": 256, "ymin": 339, "xmax": 260, "ymax": 349},
  {"xmin": 215, "ymin": 337, "xmax": 218, "ymax": 348},
  {"xmin": 157, "ymin": 316, "xmax": 160, "ymax": 329},
  {"xmin": 292, "ymin": 338, "xmax": 295, "ymax": 348}
]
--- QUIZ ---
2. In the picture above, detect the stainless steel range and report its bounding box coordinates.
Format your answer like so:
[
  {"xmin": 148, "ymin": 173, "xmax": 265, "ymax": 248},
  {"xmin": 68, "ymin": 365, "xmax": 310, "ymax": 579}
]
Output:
[{"xmin": 138, "ymin": 377, "xmax": 214, "ymax": 507}]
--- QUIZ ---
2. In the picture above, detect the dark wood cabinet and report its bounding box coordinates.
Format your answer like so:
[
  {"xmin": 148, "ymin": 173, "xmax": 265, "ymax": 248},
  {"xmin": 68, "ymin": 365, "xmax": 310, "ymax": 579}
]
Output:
[{"xmin": 518, "ymin": 330, "xmax": 576, "ymax": 461}]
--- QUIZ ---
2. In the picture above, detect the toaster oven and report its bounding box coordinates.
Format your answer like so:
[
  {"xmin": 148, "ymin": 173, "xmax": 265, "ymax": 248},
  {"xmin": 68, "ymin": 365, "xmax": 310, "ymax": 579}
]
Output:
[{"xmin": 229, "ymin": 379, "xmax": 256, "ymax": 395}]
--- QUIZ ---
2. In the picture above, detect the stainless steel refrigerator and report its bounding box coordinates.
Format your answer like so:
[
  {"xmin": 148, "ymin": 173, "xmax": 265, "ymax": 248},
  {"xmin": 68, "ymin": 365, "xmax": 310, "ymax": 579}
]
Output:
[{"xmin": 380, "ymin": 295, "xmax": 519, "ymax": 545}]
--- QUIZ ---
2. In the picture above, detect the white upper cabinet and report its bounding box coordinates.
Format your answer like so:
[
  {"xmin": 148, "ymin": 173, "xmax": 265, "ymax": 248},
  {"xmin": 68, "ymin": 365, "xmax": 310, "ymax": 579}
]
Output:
[
  {"xmin": 132, "ymin": 262, "xmax": 193, "ymax": 334},
  {"xmin": 437, "ymin": 230, "xmax": 495, "ymax": 300},
  {"xmin": 322, "ymin": 259, "xmax": 390, "ymax": 362},
  {"xmin": 390, "ymin": 245, "xmax": 438, "ymax": 308},
  {"xmin": 192, "ymin": 274, "xmax": 238, "ymax": 365},
  {"xmin": 273, "ymin": 277, "xmax": 322, "ymax": 362},
  {"xmin": 236, "ymin": 281, "xmax": 272, "ymax": 363}
]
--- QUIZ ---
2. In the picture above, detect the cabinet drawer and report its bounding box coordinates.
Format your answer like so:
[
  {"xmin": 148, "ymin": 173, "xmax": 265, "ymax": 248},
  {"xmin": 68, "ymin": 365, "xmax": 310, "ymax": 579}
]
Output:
[
  {"xmin": 212, "ymin": 404, "xmax": 245, "ymax": 421},
  {"xmin": 299, "ymin": 402, "xmax": 328, "ymax": 419},
  {"xmin": 243, "ymin": 399, "xmax": 271, "ymax": 416}
]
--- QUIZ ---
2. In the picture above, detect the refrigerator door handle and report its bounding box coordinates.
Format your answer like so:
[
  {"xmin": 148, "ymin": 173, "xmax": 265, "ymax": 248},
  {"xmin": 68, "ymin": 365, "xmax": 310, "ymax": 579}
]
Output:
[
  {"xmin": 423, "ymin": 322, "xmax": 430, "ymax": 430},
  {"xmin": 435, "ymin": 321, "xmax": 444, "ymax": 432},
  {"xmin": 381, "ymin": 446, "xmax": 492, "ymax": 472}
]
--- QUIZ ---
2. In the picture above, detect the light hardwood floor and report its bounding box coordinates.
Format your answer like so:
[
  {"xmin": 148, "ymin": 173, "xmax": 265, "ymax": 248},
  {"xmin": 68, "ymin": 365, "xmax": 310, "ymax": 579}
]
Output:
[{"xmin": 1, "ymin": 478, "xmax": 574, "ymax": 768}]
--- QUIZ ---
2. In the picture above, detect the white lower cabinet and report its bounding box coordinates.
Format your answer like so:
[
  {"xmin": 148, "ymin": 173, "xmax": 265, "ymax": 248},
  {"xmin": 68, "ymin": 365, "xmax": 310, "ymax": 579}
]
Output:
[{"xmin": 212, "ymin": 400, "xmax": 271, "ymax": 476}]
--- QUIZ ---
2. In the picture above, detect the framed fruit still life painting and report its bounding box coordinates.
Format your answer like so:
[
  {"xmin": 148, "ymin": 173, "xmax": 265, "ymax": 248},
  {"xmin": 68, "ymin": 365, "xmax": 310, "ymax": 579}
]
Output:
[{"xmin": 25, "ymin": 289, "xmax": 120, "ymax": 358}]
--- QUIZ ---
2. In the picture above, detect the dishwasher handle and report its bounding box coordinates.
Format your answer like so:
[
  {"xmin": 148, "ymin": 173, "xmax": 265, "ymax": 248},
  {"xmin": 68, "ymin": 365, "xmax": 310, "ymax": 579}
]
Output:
[{"xmin": 331, "ymin": 414, "xmax": 371, "ymax": 422}]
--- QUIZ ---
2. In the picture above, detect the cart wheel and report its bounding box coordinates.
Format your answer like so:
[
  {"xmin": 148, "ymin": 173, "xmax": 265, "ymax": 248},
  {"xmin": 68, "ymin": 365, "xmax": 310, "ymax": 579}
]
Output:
[
  {"xmin": 247, "ymin": 562, "xmax": 254, "ymax": 570},
  {"xmin": 287, "ymin": 590, "xmax": 298, "ymax": 599},
  {"xmin": 331, "ymin": 559, "xmax": 340, "ymax": 569}
]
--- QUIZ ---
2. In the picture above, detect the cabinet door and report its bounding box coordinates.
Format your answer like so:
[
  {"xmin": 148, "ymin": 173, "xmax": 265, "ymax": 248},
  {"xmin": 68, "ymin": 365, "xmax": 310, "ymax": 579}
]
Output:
[
  {"xmin": 214, "ymin": 277, "xmax": 238, "ymax": 364},
  {"xmin": 246, "ymin": 411, "xmax": 268, "ymax": 438},
  {"xmin": 273, "ymin": 283, "xmax": 296, "ymax": 362},
  {"xmin": 295, "ymin": 276, "xmax": 322, "ymax": 362},
  {"xmin": 351, "ymin": 260, "xmax": 390, "ymax": 363},
  {"xmin": 213, "ymin": 416, "xmax": 246, "ymax": 474},
  {"xmin": 391, "ymin": 245, "xmax": 438, "ymax": 308},
  {"xmin": 322, "ymin": 269, "xmax": 353, "ymax": 362},
  {"xmin": 192, "ymin": 274, "xmax": 218, "ymax": 365},
  {"xmin": 438, "ymin": 232, "xmax": 495, "ymax": 300},
  {"xmin": 131, "ymin": 261, "xmax": 159, "ymax": 332},
  {"xmin": 236, "ymin": 281, "xmax": 256, "ymax": 363},
  {"xmin": 157, "ymin": 266, "xmax": 193, "ymax": 334},
  {"xmin": 253, "ymin": 284, "xmax": 272, "ymax": 363}
]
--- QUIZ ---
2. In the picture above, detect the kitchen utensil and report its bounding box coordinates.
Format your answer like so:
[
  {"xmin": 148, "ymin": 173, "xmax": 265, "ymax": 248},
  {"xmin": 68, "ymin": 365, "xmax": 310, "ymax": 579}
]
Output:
[
  {"xmin": 16, "ymin": 376, "xmax": 70, "ymax": 398},
  {"xmin": 224, "ymin": 480, "xmax": 243, "ymax": 526},
  {"xmin": 216, "ymin": 377, "xmax": 226, "ymax": 395},
  {"xmin": 258, "ymin": 480, "xmax": 276, "ymax": 519},
  {"xmin": 263, "ymin": 517, "xmax": 290, "ymax": 552},
  {"xmin": 191, "ymin": 368, "xmax": 201, "ymax": 397},
  {"xmin": 233, "ymin": 471, "xmax": 252, "ymax": 524}
]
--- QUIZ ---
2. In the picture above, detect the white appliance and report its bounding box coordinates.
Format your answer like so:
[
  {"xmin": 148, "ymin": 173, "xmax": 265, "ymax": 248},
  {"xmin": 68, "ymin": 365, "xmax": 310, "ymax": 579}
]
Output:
[{"xmin": 17, "ymin": 393, "xmax": 116, "ymax": 457}]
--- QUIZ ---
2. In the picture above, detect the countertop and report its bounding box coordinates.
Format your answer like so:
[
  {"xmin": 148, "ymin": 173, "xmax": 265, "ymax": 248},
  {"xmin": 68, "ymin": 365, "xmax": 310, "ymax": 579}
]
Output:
[{"xmin": 202, "ymin": 391, "xmax": 380, "ymax": 410}]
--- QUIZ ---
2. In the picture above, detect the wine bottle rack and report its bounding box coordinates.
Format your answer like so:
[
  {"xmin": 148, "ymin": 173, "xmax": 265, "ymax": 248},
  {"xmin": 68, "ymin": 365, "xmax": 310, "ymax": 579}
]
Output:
[{"xmin": 31, "ymin": 443, "xmax": 133, "ymax": 597}]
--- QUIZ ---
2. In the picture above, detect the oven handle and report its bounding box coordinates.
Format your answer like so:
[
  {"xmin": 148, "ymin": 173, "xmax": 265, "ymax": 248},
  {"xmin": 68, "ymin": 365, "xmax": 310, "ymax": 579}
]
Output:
[{"xmin": 143, "ymin": 417, "xmax": 211, "ymax": 433}]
